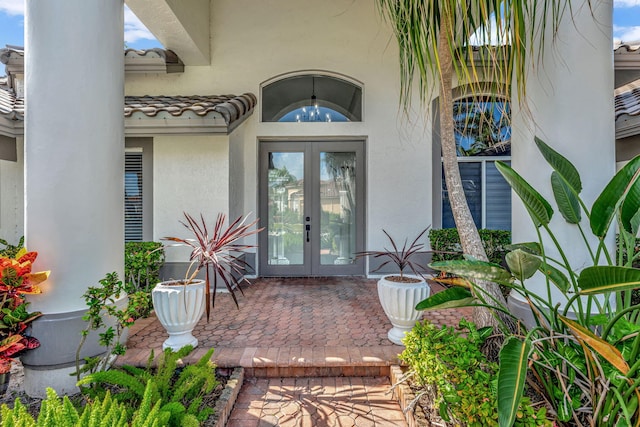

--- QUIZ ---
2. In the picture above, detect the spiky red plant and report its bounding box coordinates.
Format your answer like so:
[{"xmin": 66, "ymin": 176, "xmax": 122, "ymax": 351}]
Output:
[{"xmin": 163, "ymin": 213, "xmax": 263, "ymax": 321}]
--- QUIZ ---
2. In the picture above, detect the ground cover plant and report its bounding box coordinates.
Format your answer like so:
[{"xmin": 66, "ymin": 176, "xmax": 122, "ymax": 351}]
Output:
[
  {"xmin": 418, "ymin": 138, "xmax": 640, "ymax": 426},
  {"xmin": 2, "ymin": 346, "xmax": 224, "ymax": 426},
  {"xmin": 1, "ymin": 381, "xmax": 164, "ymax": 426},
  {"xmin": 77, "ymin": 345, "xmax": 218, "ymax": 427},
  {"xmin": 401, "ymin": 319, "xmax": 551, "ymax": 426}
]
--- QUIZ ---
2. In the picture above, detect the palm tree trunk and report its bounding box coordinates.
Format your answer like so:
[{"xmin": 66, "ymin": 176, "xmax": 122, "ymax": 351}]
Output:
[{"xmin": 437, "ymin": 12, "xmax": 507, "ymax": 330}]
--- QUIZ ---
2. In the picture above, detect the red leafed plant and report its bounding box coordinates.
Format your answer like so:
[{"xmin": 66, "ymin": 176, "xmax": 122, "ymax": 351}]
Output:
[
  {"xmin": 0, "ymin": 238, "xmax": 49, "ymax": 374},
  {"xmin": 163, "ymin": 213, "xmax": 263, "ymax": 321}
]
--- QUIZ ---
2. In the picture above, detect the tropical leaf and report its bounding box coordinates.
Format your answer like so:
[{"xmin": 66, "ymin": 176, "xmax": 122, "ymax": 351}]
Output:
[
  {"xmin": 498, "ymin": 337, "xmax": 532, "ymax": 427},
  {"xmin": 591, "ymin": 155, "xmax": 640, "ymax": 238},
  {"xmin": 559, "ymin": 316, "xmax": 630, "ymax": 374},
  {"xmin": 578, "ymin": 266, "xmax": 640, "ymax": 294},
  {"xmin": 495, "ymin": 161, "xmax": 554, "ymax": 227},
  {"xmin": 538, "ymin": 261, "xmax": 570, "ymax": 293},
  {"xmin": 505, "ymin": 242, "xmax": 542, "ymax": 256},
  {"xmin": 505, "ymin": 249, "xmax": 541, "ymax": 281},
  {"xmin": 433, "ymin": 275, "xmax": 472, "ymax": 288},
  {"xmin": 430, "ymin": 259, "xmax": 515, "ymax": 286},
  {"xmin": 534, "ymin": 137, "xmax": 582, "ymax": 194},
  {"xmin": 620, "ymin": 175, "xmax": 640, "ymax": 234},
  {"xmin": 415, "ymin": 287, "xmax": 475, "ymax": 310},
  {"xmin": 551, "ymin": 172, "xmax": 581, "ymax": 224}
]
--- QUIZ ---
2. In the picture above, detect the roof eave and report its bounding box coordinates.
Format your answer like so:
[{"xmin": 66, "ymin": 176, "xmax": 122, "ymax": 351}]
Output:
[{"xmin": 124, "ymin": 110, "xmax": 253, "ymax": 136}]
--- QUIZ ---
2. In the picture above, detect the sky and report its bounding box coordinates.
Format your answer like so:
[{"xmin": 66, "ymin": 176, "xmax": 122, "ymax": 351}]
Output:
[
  {"xmin": 0, "ymin": 1, "xmax": 161, "ymax": 50},
  {"xmin": 0, "ymin": 0, "xmax": 640, "ymax": 52}
]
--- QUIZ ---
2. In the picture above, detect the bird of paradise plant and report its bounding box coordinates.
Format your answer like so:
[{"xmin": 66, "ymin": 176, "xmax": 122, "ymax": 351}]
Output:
[
  {"xmin": 0, "ymin": 244, "xmax": 49, "ymax": 375},
  {"xmin": 418, "ymin": 138, "xmax": 640, "ymax": 426}
]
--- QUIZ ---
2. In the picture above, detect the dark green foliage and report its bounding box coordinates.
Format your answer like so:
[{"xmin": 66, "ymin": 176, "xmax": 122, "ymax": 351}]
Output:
[
  {"xmin": 124, "ymin": 242, "xmax": 165, "ymax": 318},
  {"xmin": 401, "ymin": 320, "xmax": 550, "ymax": 427},
  {"xmin": 77, "ymin": 345, "xmax": 218, "ymax": 427},
  {"xmin": 0, "ymin": 381, "xmax": 164, "ymax": 427},
  {"xmin": 0, "ymin": 236, "xmax": 24, "ymax": 258},
  {"xmin": 429, "ymin": 228, "xmax": 511, "ymax": 264}
]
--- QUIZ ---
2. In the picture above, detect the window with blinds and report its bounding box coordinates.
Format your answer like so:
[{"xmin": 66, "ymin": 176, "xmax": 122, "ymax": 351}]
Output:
[
  {"xmin": 441, "ymin": 95, "xmax": 511, "ymax": 231},
  {"xmin": 125, "ymin": 152, "xmax": 143, "ymax": 242}
]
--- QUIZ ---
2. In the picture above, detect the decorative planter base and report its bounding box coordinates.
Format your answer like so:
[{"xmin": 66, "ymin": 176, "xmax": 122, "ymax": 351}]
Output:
[
  {"xmin": 377, "ymin": 275, "xmax": 431, "ymax": 345},
  {"xmin": 152, "ymin": 280, "xmax": 206, "ymax": 351}
]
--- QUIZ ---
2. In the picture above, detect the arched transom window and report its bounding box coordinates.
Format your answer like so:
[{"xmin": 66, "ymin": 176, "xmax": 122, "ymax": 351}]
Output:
[{"xmin": 262, "ymin": 74, "xmax": 362, "ymax": 122}]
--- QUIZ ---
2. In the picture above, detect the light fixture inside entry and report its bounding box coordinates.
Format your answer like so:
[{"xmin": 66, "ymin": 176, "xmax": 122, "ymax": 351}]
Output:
[{"xmin": 311, "ymin": 76, "xmax": 318, "ymax": 108}]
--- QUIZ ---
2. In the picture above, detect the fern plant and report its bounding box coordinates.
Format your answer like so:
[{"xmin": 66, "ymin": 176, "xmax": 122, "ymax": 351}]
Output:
[
  {"xmin": 1, "ymin": 381, "xmax": 164, "ymax": 427},
  {"xmin": 77, "ymin": 345, "xmax": 218, "ymax": 426}
]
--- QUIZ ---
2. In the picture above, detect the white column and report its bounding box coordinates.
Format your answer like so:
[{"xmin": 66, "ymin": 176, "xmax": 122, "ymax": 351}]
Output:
[
  {"xmin": 23, "ymin": 0, "xmax": 124, "ymax": 396},
  {"xmin": 510, "ymin": 0, "xmax": 614, "ymax": 312}
]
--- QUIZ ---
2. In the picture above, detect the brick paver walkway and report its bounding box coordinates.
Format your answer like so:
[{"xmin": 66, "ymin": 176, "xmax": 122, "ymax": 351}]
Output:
[
  {"xmin": 228, "ymin": 377, "xmax": 407, "ymax": 427},
  {"xmin": 121, "ymin": 277, "xmax": 470, "ymax": 426}
]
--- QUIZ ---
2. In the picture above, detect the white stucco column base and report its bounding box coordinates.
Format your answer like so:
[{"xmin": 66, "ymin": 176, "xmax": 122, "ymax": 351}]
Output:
[
  {"xmin": 510, "ymin": 0, "xmax": 614, "ymax": 315},
  {"xmin": 23, "ymin": 366, "xmax": 81, "ymax": 399},
  {"xmin": 23, "ymin": 0, "xmax": 124, "ymax": 395}
]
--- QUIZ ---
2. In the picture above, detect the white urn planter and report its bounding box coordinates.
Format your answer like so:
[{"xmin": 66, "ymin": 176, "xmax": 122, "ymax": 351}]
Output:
[
  {"xmin": 152, "ymin": 279, "xmax": 206, "ymax": 351},
  {"xmin": 377, "ymin": 275, "xmax": 431, "ymax": 345}
]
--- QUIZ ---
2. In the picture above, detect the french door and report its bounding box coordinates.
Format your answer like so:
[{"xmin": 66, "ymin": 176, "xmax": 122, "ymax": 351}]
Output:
[{"xmin": 258, "ymin": 141, "xmax": 365, "ymax": 276}]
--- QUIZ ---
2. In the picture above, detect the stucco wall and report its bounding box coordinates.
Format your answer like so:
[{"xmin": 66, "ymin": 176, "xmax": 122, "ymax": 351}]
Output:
[
  {"xmin": 126, "ymin": 0, "xmax": 433, "ymax": 260},
  {"xmin": 0, "ymin": 137, "xmax": 23, "ymax": 243},
  {"xmin": 153, "ymin": 135, "xmax": 229, "ymax": 262}
]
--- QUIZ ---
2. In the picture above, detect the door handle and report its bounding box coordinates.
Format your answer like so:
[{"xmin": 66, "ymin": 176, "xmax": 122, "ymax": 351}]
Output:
[{"xmin": 305, "ymin": 224, "xmax": 311, "ymax": 242}]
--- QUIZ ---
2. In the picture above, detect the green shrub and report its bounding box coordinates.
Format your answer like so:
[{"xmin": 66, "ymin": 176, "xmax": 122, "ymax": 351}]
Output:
[
  {"xmin": 77, "ymin": 345, "xmax": 218, "ymax": 427},
  {"xmin": 1, "ymin": 381, "xmax": 164, "ymax": 426},
  {"xmin": 401, "ymin": 320, "xmax": 550, "ymax": 427},
  {"xmin": 124, "ymin": 242, "xmax": 164, "ymax": 318},
  {"xmin": 429, "ymin": 228, "xmax": 511, "ymax": 265},
  {"xmin": 74, "ymin": 272, "xmax": 136, "ymax": 380},
  {"xmin": 0, "ymin": 236, "xmax": 24, "ymax": 258}
]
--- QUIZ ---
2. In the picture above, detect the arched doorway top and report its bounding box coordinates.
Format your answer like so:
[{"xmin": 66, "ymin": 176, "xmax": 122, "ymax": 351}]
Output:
[{"xmin": 261, "ymin": 71, "xmax": 363, "ymax": 122}]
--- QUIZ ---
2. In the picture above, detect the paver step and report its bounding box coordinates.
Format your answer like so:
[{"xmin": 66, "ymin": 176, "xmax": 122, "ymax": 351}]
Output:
[
  {"xmin": 228, "ymin": 376, "xmax": 408, "ymax": 427},
  {"xmin": 116, "ymin": 345, "xmax": 402, "ymax": 378}
]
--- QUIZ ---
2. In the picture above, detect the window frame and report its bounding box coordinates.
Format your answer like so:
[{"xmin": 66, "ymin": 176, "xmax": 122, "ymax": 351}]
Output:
[
  {"xmin": 431, "ymin": 87, "xmax": 511, "ymax": 231},
  {"xmin": 125, "ymin": 138, "xmax": 153, "ymax": 242}
]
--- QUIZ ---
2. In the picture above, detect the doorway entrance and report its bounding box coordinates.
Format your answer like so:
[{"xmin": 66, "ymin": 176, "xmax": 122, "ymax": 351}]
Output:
[{"xmin": 258, "ymin": 140, "xmax": 365, "ymax": 276}]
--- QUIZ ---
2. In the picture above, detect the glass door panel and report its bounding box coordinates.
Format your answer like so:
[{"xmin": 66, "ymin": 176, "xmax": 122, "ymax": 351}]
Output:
[
  {"xmin": 266, "ymin": 152, "xmax": 305, "ymax": 266},
  {"xmin": 319, "ymin": 152, "xmax": 356, "ymax": 265},
  {"xmin": 259, "ymin": 141, "xmax": 365, "ymax": 276}
]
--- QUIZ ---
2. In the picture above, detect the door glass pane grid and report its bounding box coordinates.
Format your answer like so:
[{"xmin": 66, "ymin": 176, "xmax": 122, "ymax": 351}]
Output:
[
  {"xmin": 319, "ymin": 152, "xmax": 356, "ymax": 265},
  {"xmin": 267, "ymin": 152, "xmax": 305, "ymax": 265}
]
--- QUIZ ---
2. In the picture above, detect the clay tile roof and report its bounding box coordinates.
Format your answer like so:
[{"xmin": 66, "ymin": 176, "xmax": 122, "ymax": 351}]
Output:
[
  {"xmin": 614, "ymin": 42, "xmax": 640, "ymax": 53},
  {"xmin": 615, "ymin": 80, "xmax": 640, "ymax": 120},
  {"xmin": 124, "ymin": 93, "xmax": 257, "ymax": 125},
  {"xmin": 0, "ymin": 77, "xmax": 23, "ymax": 121}
]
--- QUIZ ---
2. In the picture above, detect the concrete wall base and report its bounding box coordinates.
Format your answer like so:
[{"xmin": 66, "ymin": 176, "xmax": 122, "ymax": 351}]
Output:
[
  {"xmin": 23, "ymin": 364, "xmax": 81, "ymax": 398},
  {"xmin": 507, "ymin": 294, "xmax": 536, "ymax": 330}
]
